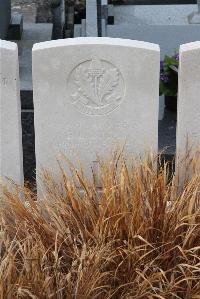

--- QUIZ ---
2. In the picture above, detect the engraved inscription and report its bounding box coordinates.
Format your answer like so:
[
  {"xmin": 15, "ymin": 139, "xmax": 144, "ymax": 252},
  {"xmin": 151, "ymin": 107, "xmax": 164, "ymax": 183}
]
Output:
[
  {"xmin": 58, "ymin": 121, "xmax": 131, "ymax": 161},
  {"xmin": 62, "ymin": 139, "xmax": 119, "ymax": 157},
  {"xmin": 0, "ymin": 73, "xmax": 8, "ymax": 86},
  {"xmin": 62, "ymin": 121, "xmax": 129, "ymax": 141},
  {"xmin": 61, "ymin": 138, "xmax": 132, "ymax": 160},
  {"xmin": 68, "ymin": 58, "xmax": 125, "ymax": 116}
]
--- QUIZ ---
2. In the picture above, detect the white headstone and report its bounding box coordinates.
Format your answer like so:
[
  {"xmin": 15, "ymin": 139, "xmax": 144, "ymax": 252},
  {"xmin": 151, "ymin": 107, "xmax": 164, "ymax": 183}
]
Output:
[
  {"xmin": 177, "ymin": 41, "xmax": 200, "ymax": 179},
  {"xmin": 33, "ymin": 37, "xmax": 160, "ymax": 182},
  {"xmin": 86, "ymin": 0, "xmax": 98, "ymax": 37},
  {"xmin": 0, "ymin": 40, "xmax": 24, "ymax": 185}
]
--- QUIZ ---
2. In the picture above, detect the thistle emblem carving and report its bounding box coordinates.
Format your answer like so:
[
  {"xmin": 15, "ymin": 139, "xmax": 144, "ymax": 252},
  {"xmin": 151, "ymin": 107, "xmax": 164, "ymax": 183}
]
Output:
[{"xmin": 68, "ymin": 58, "xmax": 125, "ymax": 115}]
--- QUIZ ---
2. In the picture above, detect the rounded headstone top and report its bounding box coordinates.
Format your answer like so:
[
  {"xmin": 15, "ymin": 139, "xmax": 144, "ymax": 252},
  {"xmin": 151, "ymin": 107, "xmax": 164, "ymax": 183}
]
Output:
[
  {"xmin": 180, "ymin": 41, "xmax": 200, "ymax": 53},
  {"xmin": 0, "ymin": 39, "xmax": 17, "ymax": 51},
  {"xmin": 33, "ymin": 37, "xmax": 160, "ymax": 53}
]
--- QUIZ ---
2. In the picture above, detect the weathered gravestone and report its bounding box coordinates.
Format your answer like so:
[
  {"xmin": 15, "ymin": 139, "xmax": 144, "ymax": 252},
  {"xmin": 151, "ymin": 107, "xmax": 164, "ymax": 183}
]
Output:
[
  {"xmin": 176, "ymin": 41, "xmax": 200, "ymax": 181},
  {"xmin": 0, "ymin": 40, "xmax": 24, "ymax": 185},
  {"xmin": 33, "ymin": 37, "xmax": 160, "ymax": 183},
  {"xmin": 86, "ymin": 0, "xmax": 98, "ymax": 37}
]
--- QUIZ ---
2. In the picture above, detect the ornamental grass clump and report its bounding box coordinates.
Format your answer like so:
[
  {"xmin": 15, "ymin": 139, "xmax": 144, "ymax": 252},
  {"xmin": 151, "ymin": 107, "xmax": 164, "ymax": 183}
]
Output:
[{"xmin": 1, "ymin": 153, "xmax": 200, "ymax": 298}]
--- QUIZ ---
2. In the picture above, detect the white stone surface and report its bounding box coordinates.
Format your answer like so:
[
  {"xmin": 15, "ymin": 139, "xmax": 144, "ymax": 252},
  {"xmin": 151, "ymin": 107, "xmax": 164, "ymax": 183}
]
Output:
[
  {"xmin": 114, "ymin": 5, "xmax": 197, "ymax": 26},
  {"xmin": 33, "ymin": 37, "xmax": 160, "ymax": 182},
  {"xmin": 0, "ymin": 40, "xmax": 24, "ymax": 185},
  {"xmin": 177, "ymin": 41, "xmax": 200, "ymax": 178}
]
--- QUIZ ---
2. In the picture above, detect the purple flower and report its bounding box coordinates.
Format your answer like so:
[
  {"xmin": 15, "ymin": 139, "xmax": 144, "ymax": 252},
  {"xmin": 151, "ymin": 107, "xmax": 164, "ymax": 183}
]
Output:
[
  {"xmin": 160, "ymin": 72, "xmax": 169, "ymax": 83},
  {"xmin": 174, "ymin": 53, "xmax": 179, "ymax": 61}
]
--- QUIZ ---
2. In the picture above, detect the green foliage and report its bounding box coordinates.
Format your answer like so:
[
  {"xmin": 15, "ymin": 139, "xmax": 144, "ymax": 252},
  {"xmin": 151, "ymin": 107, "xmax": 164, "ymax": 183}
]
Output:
[{"xmin": 160, "ymin": 52, "xmax": 179, "ymax": 97}]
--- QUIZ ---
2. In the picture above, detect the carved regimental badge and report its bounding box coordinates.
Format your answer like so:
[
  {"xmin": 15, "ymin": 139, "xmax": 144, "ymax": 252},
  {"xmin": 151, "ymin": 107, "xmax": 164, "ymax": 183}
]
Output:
[{"xmin": 68, "ymin": 58, "xmax": 125, "ymax": 115}]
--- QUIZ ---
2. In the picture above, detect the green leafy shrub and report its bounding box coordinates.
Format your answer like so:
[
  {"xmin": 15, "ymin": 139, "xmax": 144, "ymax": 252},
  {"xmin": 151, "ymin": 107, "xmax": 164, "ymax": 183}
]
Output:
[{"xmin": 160, "ymin": 53, "xmax": 179, "ymax": 97}]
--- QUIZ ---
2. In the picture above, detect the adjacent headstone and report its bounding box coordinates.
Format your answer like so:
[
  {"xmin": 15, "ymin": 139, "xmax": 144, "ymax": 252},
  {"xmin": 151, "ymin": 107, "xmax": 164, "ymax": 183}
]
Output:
[
  {"xmin": 106, "ymin": 25, "xmax": 200, "ymax": 120},
  {"xmin": 7, "ymin": 12, "xmax": 23, "ymax": 40},
  {"xmin": 33, "ymin": 37, "xmax": 160, "ymax": 183},
  {"xmin": 52, "ymin": 0, "xmax": 65, "ymax": 39},
  {"xmin": 0, "ymin": 40, "xmax": 24, "ymax": 185},
  {"xmin": 81, "ymin": 19, "xmax": 86, "ymax": 37},
  {"xmin": 86, "ymin": 0, "xmax": 98, "ymax": 37},
  {"xmin": 176, "ymin": 41, "xmax": 200, "ymax": 181}
]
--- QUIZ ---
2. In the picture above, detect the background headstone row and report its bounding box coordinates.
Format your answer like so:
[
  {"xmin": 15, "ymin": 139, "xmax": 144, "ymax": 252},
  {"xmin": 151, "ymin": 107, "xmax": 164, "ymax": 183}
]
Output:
[{"xmin": 0, "ymin": 37, "xmax": 199, "ymax": 187}]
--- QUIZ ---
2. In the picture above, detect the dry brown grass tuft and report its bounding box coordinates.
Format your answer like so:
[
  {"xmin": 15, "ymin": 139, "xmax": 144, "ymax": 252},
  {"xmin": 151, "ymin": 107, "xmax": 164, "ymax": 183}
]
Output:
[{"xmin": 1, "ymin": 153, "xmax": 200, "ymax": 298}]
